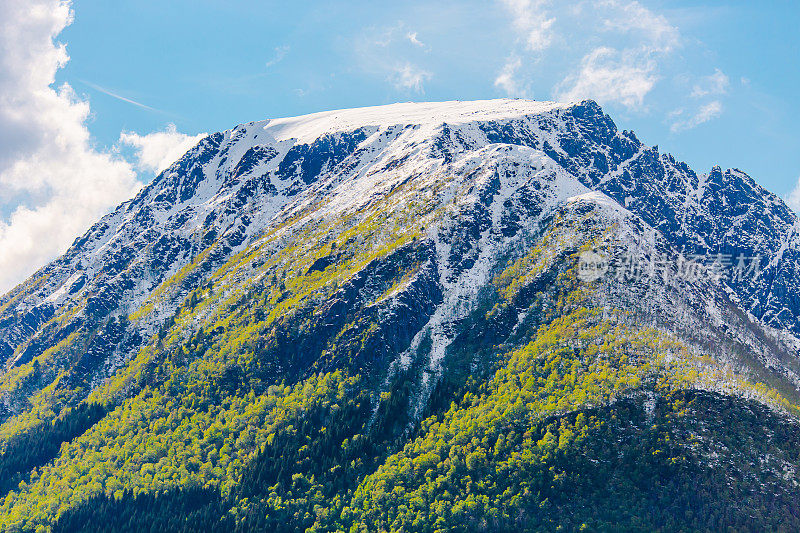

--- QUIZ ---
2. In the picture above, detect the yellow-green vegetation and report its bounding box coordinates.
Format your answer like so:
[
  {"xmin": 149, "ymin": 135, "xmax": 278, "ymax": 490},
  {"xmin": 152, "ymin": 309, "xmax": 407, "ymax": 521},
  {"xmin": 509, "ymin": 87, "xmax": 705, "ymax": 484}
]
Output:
[
  {"xmin": 330, "ymin": 308, "xmax": 800, "ymax": 532},
  {"xmin": 1, "ymin": 181, "xmax": 798, "ymax": 533},
  {"xmin": 0, "ymin": 370, "xmax": 359, "ymax": 531},
  {"xmin": 493, "ymin": 216, "xmax": 615, "ymax": 302},
  {"xmin": 2, "ymin": 284, "xmax": 797, "ymax": 532},
  {"xmin": 1, "ymin": 304, "xmax": 83, "ymax": 395},
  {"xmin": 128, "ymin": 246, "xmax": 214, "ymax": 322},
  {"xmin": 0, "ymin": 183, "xmax": 433, "ymax": 453},
  {"xmin": 0, "ymin": 272, "xmax": 51, "ymax": 317},
  {"xmin": 0, "ymin": 185, "xmax": 441, "ymax": 530}
]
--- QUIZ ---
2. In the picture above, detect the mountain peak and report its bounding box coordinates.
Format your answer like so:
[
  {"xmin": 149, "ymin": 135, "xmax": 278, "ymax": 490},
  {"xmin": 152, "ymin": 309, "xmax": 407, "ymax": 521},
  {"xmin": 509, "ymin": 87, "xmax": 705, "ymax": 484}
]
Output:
[
  {"xmin": 2, "ymin": 97, "xmax": 800, "ymax": 531},
  {"xmin": 255, "ymin": 98, "xmax": 576, "ymax": 143}
]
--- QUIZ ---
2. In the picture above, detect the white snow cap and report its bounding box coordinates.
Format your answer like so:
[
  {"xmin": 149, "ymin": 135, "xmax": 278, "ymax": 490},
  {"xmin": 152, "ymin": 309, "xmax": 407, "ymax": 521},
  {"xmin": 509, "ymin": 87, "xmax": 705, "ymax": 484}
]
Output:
[{"xmin": 261, "ymin": 99, "xmax": 573, "ymax": 143}]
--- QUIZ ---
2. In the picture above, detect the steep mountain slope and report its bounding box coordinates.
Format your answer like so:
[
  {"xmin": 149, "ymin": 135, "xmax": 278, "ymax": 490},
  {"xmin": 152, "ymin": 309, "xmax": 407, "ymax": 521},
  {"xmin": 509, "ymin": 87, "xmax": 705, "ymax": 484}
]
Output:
[{"xmin": 0, "ymin": 99, "xmax": 798, "ymax": 531}]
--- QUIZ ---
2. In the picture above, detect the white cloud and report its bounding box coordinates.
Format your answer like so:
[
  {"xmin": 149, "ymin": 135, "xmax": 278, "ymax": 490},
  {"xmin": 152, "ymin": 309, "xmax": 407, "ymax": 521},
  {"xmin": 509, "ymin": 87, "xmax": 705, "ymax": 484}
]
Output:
[
  {"xmin": 555, "ymin": 47, "xmax": 657, "ymax": 109},
  {"xmin": 406, "ymin": 31, "xmax": 424, "ymax": 47},
  {"xmin": 354, "ymin": 25, "xmax": 433, "ymax": 93},
  {"xmin": 499, "ymin": 0, "xmax": 555, "ymax": 52},
  {"xmin": 786, "ymin": 176, "xmax": 800, "ymax": 214},
  {"xmin": 119, "ymin": 124, "xmax": 207, "ymax": 175},
  {"xmin": 494, "ymin": 56, "xmax": 528, "ymax": 97},
  {"xmin": 0, "ymin": 0, "xmax": 143, "ymax": 293},
  {"xmin": 600, "ymin": 0, "xmax": 679, "ymax": 52},
  {"xmin": 391, "ymin": 63, "xmax": 431, "ymax": 93},
  {"xmin": 551, "ymin": 1, "xmax": 681, "ymax": 110},
  {"xmin": 0, "ymin": 1, "xmax": 199, "ymax": 294},
  {"xmin": 493, "ymin": 0, "xmax": 555, "ymax": 99},
  {"xmin": 691, "ymin": 68, "xmax": 729, "ymax": 98},
  {"xmin": 372, "ymin": 25, "xmax": 397, "ymax": 47},
  {"xmin": 265, "ymin": 45, "xmax": 289, "ymax": 68},
  {"xmin": 669, "ymin": 100, "xmax": 723, "ymax": 132}
]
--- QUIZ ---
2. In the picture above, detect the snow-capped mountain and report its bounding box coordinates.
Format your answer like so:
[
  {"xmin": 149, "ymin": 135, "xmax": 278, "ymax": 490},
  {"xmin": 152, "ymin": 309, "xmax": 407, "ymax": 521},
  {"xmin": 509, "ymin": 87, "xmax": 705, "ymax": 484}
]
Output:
[
  {"xmin": 2, "ymin": 98, "xmax": 800, "ymax": 531},
  {"xmin": 2, "ymin": 99, "xmax": 797, "ymax": 387}
]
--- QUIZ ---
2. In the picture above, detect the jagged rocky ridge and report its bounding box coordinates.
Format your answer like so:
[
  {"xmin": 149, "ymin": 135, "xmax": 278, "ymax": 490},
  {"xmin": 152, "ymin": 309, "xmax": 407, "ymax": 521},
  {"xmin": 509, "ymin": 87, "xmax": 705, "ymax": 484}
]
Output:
[{"xmin": 0, "ymin": 99, "xmax": 799, "ymax": 530}]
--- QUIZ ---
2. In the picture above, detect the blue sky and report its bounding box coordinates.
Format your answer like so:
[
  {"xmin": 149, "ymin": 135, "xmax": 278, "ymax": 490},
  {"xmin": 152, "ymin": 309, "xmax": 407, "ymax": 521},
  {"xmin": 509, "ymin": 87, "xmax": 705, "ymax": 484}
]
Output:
[
  {"xmin": 1, "ymin": 0, "xmax": 799, "ymax": 291},
  {"xmin": 59, "ymin": 0, "xmax": 800, "ymax": 195}
]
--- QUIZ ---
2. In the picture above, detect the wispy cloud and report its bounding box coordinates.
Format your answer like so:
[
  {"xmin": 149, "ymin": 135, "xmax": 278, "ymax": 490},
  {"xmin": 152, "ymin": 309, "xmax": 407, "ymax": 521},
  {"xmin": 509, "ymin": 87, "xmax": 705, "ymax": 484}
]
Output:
[
  {"xmin": 354, "ymin": 23, "xmax": 432, "ymax": 93},
  {"xmin": 495, "ymin": 0, "xmax": 682, "ymax": 110},
  {"xmin": 786, "ymin": 176, "xmax": 800, "ymax": 214},
  {"xmin": 391, "ymin": 63, "xmax": 431, "ymax": 93},
  {"xmin": 406, "ymin": 31, "xmax": 424, "ymax": 48},
  {"xmin": 690, "ymin": 68, "xmax": 729, "ymax": 98},
  {"xmin": 79, "ymin": 80, "xmax": 158, "ymax": 112},
  {"xmin": 554, "ymin": 1, "xmax": 680, "ymax": 110},
  {"xmin": 494, "ymin": 56, "xmax": 527, "ymax": 97},
  {"xmin": 493, "ymin": 0, "xmax": 554, "ymax": 97},
  {"xmin": 118, "ymin": 124, "xmax": 207, "ymax": 175},
  {"xmin": 669, "ymin": 100, "xmax": 723, "ymax": 132},
  {"xmin": 555, "ymin": 46, "xmax": 657, "ymax": 109},
  {"xmin": 499, "ymin": 0, "xmax": 555, "ymax": 52},
  {"xmin": 668, "ymin": 68, "xmax": 729, "ymax": 132},
  {"xmin": 599, "ymin": 0, "xmax": 679, "ymax": 52},
  {"xmin": 265, "ymin": 45, "xmax": 290, "ymax": 68}
]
